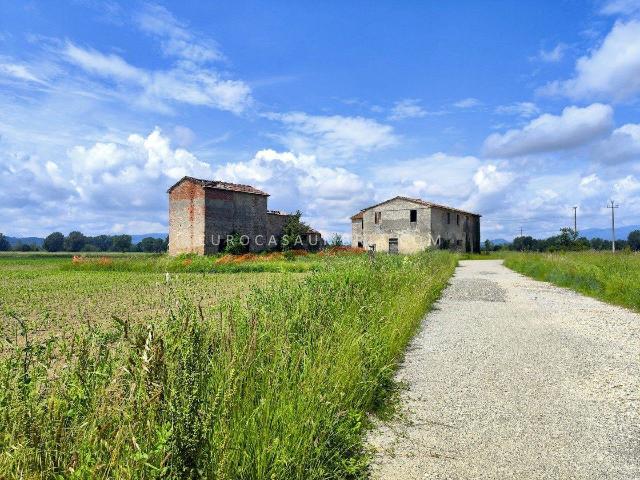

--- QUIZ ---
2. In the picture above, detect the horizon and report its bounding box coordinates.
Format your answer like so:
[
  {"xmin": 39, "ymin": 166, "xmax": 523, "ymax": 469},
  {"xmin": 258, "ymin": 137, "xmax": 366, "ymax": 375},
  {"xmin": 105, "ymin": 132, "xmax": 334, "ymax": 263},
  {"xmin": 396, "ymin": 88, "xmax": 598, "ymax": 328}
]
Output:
[{"xmin": 1, "ymin": 1, "xmax": 640, "ymax": 241}]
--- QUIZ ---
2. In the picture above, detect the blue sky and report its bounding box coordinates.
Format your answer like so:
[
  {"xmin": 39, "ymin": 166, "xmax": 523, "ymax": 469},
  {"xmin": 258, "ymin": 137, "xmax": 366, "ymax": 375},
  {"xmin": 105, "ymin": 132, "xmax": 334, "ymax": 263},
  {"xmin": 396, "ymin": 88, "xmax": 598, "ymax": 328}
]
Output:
[{"xmin": 1, "ymin": 0, "xmax": 640, "ymax": 240}]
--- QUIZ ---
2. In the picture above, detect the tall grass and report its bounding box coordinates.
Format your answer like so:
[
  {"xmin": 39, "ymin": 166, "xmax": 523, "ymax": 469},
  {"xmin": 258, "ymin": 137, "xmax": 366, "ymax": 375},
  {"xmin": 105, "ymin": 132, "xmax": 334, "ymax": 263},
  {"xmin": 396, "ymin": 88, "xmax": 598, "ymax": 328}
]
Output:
[
  {"xmin": 504, "ymin": 251, "xmax": 640, "ymax": 311},
  {"xmin": 0, "ymin": 251, "xmax": 456, "ymax": 479}
]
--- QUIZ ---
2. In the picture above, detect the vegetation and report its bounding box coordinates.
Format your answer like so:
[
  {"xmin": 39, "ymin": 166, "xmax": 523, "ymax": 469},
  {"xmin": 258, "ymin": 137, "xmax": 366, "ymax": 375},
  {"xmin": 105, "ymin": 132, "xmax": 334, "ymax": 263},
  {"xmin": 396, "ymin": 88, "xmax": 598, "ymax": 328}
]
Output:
[
  {"xmin": 504, "ymin": 251, "xmax": 640, "ymax": 312},
  {"xmin": 281, "ymin": 210, "xmax": 310, "ymax": 251},
  {"xmin": 0, "ymin": 233, "xmax": 10, "ymax": 251},
  {"xmin": 0, "ymin": 250, "xmax": 456, "ymax": 478},
  {"xmin": 491, "ymin": 228, "xmax": 640, "ymax": 253}
]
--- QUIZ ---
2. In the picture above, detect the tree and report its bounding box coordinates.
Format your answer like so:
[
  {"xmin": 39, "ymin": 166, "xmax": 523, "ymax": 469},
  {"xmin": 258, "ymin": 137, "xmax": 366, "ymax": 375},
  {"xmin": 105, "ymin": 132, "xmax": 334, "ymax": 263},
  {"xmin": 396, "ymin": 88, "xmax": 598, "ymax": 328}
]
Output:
[
  {"xmin": 43, "ymin": 232, "xmax": 65, "ymax": 252},
  {"xmin": 87, "ymin": 235, "xmax": 112, "ymax": 252},
  {"xmin": 111, "ymin": 235, "xmax": 132, "ymax": 253},
  {"xmin": 483, "ymin": 239, "xmax": 493, "ymax": 252},
  {"xmin": 138, "ymin": 237, "xmax": 166, "ymax": 253},
  {"xmin": 281, "ymin": 211, "xmax": 309, "ymax": 251},
  {"xmin": 0, "ymin": 233, "xmax": 10, "ymax": 251},
  {"xmin": 64, "ymin": 231, "xmax": 86, "ymax": 252},
  {"xmin": 628, "ymin": 230, "xmax": 640, "ymax": 251},
  {"xmin": 329, "ymin": 233, "xmax": 344, "ymax": 247}
]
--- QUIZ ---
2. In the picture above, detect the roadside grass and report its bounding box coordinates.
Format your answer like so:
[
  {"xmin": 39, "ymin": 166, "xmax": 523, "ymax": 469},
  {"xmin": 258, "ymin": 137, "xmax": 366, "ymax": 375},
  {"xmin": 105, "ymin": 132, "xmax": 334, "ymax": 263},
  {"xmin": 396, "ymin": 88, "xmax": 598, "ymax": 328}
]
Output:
[
  {"xmin": 503, "ymin": 251, "xmax": 640, "ymax": 312},
  {"xmin": 0, "ymin": 250, "xmax": 456, "ymax": 479}
]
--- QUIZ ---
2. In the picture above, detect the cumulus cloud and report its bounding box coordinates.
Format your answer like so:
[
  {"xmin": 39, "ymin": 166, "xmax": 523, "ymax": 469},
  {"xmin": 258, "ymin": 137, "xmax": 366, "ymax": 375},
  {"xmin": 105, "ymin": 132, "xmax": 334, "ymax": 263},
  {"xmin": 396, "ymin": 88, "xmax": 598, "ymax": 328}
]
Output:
[
  {"xmin": 494, "ymin": 102, "xmax": 540, "ymax": 118},
  {"xmin": 462, "ymin": 164, "xmax": 515, "ymax": 213},
  {"xmin": 594, "ymin": 123, "xmax": 640, "ymax": 163},
  {"xmin": 0, "ymin": 128, "xmax": 212, "ymax": 235},
  {"xmin": 483, "ymin": 103, "xmax": 613, "ymax": 157},
  {"xmin": 388, "ymin": 99, "xmax": 428, "ymax": 120},
  {"xmin": 541, "ymin": 20, "xmax": 640, "ymax": 101},
  {"xmin": 213, "ymin": 149, "xmax": 372, "ymax": 236},
  {"xmin": 268, "ymin": 112, "xmax": 397, "ymax": 158}
]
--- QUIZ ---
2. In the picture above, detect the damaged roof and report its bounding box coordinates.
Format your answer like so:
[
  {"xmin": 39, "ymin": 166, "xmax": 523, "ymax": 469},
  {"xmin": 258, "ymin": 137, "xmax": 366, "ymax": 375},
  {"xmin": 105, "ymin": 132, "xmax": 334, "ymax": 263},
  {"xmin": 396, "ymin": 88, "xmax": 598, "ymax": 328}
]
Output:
[{"xmin": 167, "ymin": 176, "xmax": 270, "ymax": 196}]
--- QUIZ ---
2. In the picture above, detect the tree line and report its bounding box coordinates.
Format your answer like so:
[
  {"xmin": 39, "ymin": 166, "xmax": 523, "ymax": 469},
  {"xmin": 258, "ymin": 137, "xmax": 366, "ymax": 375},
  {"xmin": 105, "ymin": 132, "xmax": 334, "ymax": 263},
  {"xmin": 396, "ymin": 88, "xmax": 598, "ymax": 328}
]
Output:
[
  {"xmin": 484, "ymin": 228, "xmax": 640, "ymax": 252},
  {"xmin": 0, "ymin": 232, "xmax": 168, "ymax": 253}
]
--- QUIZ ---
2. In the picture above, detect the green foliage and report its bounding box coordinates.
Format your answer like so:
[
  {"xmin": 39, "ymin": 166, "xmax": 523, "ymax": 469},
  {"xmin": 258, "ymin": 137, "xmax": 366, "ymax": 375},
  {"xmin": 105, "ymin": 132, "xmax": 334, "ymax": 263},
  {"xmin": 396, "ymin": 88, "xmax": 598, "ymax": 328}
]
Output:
[
  {"xmin": 43, "ymin": 232, "xmax": 64, "ymax": 252},
  {"xmin": 0, "ymin": 251, "xmax": 456, "ymax": 478},
  {"xmin": 223, "ymin": 231, "xmax": 249, "ymax": 255},
  {"xmin": 0, "ymin": 233, "xmax": 10, "ymax": 251},
  {"xmin": 138, "ymin": 237, "xmax": 166, "ymax": 253},
  {"xmin": 281, "ymin": 210, "xmax": 309, "ymax": 251},
  {"xmin": 329, "ymin": 233, "xmax": 344, "ymax": 247},
  {"xmin": 628, "ymin": 230, "xmax": 640, "ymax": 251},
  {"xmin": 64, "ymin": 231, "xmax": 86, "ymax": 252},
  {"xmin": 504, "ymin": 251, "xmax": 640, "ymax": 311},
  {"xmin": 111, "ymin": 234, "xmax": 132, "ymax": 253}
]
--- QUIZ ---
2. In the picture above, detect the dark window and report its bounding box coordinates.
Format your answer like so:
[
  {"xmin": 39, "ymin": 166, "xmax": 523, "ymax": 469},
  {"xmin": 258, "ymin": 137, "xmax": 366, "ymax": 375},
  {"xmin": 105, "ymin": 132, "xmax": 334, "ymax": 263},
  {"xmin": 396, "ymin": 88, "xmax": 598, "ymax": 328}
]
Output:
[
  {"xmin": 456, "ymin": 214, "xmax": 460, "ymax": 225},
  {"xmin": 357, "ymin": 241, "xmax": 363, "ymax": 248},
  {"xmin": 447, "ymin": 212, "xmax": 451, "ymax": 224},
  {"xmin": 388, "ymin": 238, "xmax": 398, "ymax": 254},
  {"xmin": 361, "ymin": 218, "xmax": 364, "ymax": 229},
  {"xmin": 374, "ymin": 212, "xmax": 381, "ymax": 224},
  {"xmin": 410, "ymin": 209, "xmax": 417, "ymax": 222}
]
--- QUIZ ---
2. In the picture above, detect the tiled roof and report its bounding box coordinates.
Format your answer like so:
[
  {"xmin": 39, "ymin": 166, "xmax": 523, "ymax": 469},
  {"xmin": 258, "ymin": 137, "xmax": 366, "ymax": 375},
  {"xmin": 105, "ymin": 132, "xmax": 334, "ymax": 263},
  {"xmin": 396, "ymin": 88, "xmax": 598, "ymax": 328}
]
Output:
[
  {"xmin": 167, "ymin": 176, "xmax": 270, "ymax": 196},
  {"xmin": 267, "ymin": 210, "xmax": 290, "ymax": 216},
  {"xmin": 350, "ymin": 212, "xmax": 364, "ymax": 221},
  {"xmin": 352, "ymin": 196, "xmax": 481, "ymax": 217}
]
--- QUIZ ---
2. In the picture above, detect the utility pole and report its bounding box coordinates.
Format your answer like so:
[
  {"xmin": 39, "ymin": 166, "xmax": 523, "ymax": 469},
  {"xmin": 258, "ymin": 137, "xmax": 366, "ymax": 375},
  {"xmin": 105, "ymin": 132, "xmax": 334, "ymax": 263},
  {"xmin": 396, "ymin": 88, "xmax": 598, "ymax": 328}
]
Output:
[
  {"xmin": 520, "ymin": 227, "xmax": 523, "ymax": 238},
  {"xmin": 607, "ymin": 200, "xmax": 619, "ymax": 253},
  {"xmin": 572, "ymin": 206, "xmax": 578, "ymax": 235}
]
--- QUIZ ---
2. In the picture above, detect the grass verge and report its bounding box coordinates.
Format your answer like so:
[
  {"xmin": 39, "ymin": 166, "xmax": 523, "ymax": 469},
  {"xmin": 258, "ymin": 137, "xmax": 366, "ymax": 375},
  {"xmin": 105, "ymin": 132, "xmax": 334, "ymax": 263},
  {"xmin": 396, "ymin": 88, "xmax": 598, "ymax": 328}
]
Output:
[
  {"xmin": 0, "ymin": 251, "xmax": 456, "ymax": 479},
  {"xmin": 503, "ymin": 251, "xmax": 640, "ymax": 312}
]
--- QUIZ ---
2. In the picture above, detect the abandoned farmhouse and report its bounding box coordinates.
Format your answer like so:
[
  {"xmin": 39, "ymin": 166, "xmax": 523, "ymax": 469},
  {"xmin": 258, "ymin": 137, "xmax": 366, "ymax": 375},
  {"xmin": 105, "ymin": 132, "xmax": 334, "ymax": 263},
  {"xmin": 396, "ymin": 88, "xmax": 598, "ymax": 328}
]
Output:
[
  {"xmin": 168, "ymin": 176, "xmax": 323, "ymax": 255},
  {"xmin": 351, "ymin": 196, "xmax": 481, "ymax": 254}
]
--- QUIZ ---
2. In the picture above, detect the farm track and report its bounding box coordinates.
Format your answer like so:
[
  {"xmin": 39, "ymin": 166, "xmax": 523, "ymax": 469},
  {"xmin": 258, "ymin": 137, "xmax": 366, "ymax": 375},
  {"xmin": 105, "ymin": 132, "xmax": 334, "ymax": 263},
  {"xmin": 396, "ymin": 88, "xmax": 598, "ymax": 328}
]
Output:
[{"xmin": 368, "ymin": 259, "xmax": 640, "ymax": 479}]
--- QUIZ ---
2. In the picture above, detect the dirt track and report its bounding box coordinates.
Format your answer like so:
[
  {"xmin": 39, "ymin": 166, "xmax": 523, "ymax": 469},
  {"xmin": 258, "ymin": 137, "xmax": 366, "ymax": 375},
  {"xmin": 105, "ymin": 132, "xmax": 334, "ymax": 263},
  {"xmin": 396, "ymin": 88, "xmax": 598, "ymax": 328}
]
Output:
[{"xmin": 368, "ymin": 260, "xmax": 640, "ymax": 479}]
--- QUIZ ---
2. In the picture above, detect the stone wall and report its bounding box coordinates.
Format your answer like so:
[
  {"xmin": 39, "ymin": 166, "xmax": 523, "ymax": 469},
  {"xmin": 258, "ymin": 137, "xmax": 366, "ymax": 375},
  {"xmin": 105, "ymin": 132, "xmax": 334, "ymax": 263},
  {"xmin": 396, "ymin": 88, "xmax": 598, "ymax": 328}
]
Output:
[
  {"xmin": 204, "ymin": 189, "xmax": 268, "ymax": 254},
  {"xmin": 361, "ymin": 198, "xmax": 433, "ymax": 254},
  {"xmin": 430, "ymin": 207, "xmax": 480, "ymax": 253},
  {"xmin": 351, "ymin": 217, "xmax": 364, "ymax": 247},
  {"xmin": 168, "ymin": 179, "xmax": 206, "ymax": 255}
]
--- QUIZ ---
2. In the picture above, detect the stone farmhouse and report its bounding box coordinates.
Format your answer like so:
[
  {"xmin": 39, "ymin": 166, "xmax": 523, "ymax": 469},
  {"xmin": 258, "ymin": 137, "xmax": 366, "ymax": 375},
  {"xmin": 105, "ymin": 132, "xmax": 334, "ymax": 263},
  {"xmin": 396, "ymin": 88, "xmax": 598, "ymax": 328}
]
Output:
[
  {"xmin": 168, "ymin": 176, "xmax": 323, "ymax": 255},
  {"xmin": 351, "ymin": 196, "xmax": 481, "ymax": 254}
]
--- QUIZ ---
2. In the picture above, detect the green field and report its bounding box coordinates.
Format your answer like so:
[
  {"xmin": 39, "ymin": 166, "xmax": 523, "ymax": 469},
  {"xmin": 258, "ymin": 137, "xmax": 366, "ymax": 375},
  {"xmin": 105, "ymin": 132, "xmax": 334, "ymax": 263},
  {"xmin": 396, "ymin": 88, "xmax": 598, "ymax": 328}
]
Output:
[
  {"xmin": 0, "ymin": 251, "xmax": 456, "ymax": 479},
  {"xmin": 504, "ymin": 251, "xmax": 640, "ymax": 312}
]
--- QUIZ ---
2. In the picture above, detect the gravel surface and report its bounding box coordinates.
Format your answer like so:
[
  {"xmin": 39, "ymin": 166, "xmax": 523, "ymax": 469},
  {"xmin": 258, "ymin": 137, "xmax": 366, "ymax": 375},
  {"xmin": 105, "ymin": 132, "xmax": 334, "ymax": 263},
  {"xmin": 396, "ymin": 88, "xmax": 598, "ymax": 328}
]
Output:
[{"xmin": 368, "ymin": 260, "xmax": 640, "ymax": 479}]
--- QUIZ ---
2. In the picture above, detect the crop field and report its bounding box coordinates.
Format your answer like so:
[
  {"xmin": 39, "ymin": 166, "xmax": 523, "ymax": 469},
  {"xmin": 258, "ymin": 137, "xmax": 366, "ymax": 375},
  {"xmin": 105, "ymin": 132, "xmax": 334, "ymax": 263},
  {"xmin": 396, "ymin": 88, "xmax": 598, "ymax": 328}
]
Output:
[
  {"xmin": 504, "ymin": 251, "xmax": 640, "ymax": 312},
  {"xmin": 0, "ymin": 250, "xmax": 456, "ymax": 479}
]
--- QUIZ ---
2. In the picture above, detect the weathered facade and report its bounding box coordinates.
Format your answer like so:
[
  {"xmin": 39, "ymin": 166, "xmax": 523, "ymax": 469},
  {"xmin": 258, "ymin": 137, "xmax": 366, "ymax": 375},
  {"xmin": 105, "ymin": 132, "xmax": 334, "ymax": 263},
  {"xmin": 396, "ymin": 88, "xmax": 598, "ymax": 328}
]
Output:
[
  {"xmin": 351, "ymin": 196, "xmax": 481, "ymax": 254},
  {"xmin": 168, "ymin": 177, "xmax": 322, "ymax": 255}
]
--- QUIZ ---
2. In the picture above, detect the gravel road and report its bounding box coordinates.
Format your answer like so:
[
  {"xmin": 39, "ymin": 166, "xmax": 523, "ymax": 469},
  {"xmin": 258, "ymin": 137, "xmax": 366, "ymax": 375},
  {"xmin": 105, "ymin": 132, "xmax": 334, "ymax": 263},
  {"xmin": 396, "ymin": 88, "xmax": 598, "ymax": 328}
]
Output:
[{"xmin": 368, "ymin": 260, "xmax": 640, "ymax": 479}]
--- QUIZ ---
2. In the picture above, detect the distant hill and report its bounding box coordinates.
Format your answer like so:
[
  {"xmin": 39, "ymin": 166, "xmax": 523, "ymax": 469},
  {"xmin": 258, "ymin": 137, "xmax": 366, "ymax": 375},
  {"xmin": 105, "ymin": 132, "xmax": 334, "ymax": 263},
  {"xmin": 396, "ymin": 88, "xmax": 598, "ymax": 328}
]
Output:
[
  {"xmin": 489, "ymin": 238, "xmax": 509, "ymax": 245},
  {"xmin": 130, "ymin": 233, "xmax": 167, "ymax": 243},
  {"xmin": 578, "ymin": 225, "xmax": 640, "ymax": 240},
  {"xmin": 4, "ymin": 233, "xmax": 167, "ymax": 247},
  {"xmin": 6, "ymin": 236, "xmax": 44, "ymax": 247}
]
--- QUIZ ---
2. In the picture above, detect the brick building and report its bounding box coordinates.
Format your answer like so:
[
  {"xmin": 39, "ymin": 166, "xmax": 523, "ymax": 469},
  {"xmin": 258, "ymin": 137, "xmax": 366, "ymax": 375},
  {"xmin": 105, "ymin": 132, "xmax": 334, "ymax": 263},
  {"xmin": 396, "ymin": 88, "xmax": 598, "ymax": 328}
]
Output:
[
  {"xmin": 351, "ymin": 196, "xmax": 481, "ymax": 254},
  {"xmin": 168, "ymin": 176, "xmax": 323, "ymax": 255}
]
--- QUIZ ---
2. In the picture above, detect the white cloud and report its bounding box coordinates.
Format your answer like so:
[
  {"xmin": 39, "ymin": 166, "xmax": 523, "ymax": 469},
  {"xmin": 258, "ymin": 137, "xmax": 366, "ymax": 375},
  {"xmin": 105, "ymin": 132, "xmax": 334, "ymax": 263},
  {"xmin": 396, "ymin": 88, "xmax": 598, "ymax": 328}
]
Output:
[
  {"xmin": 541, "ymin": 20, "xmax": 640, "ymax": 101},
  {"xmin": 453, "ymin": 97, "xmax": 482, "ymax": 108},
  {"xmin": 483, "ymin": 103, "xmax": 613, "ymax": 157},
  {"xmin": 462, "ymin": 164, "xmax": 515, "ymax": 214},
  {"xmin": 268, "ymin": 112, "xmax": 397, "ymax": 158},
  {"xmin": 536, "ymin": 43, "xmax": 567, "ymax": 63},
  {"xmin": 494, "ymin": 102, "xmax": 540, "ymax": 118},
  {"xmin": 214, "ymin": 149, "xmax": 371, "ymax": 237},
  {"xmin": 388, "ymin": 99, "xmax": 427, "ymax": 120},
  {"xmin": 135, "ymin": 3, "xmax": 222, "ymax": 64},
  {"xmin": 600, "ymin": 0, "xmax": 640, "ymax": 15},
  {"xmin": 63, "ymin": 42, "xmax": 252, "ymax": 114},
  {"xmin": 579, "ymin": 173, "xmax": 603, "ymax": 196},
  {"xmin": 595, "ymin": 123, "xmax": 640, "ymax": 163},
  {"xmin": 0, "ymin": 62, "xmax": 45, "ymax": 84}
]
